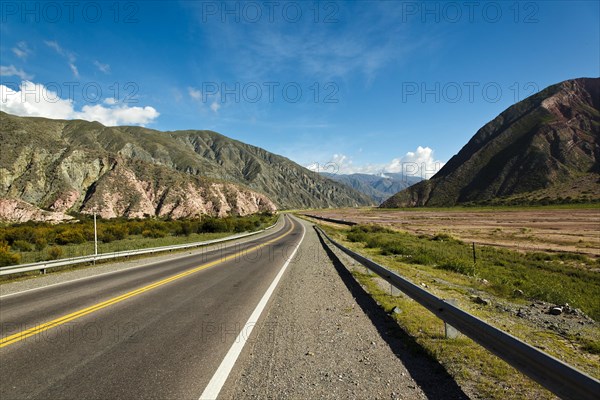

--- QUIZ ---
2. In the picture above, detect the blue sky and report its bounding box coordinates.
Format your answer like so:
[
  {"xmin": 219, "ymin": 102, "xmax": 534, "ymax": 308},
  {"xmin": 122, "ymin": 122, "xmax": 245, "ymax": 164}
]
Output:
[{"xmin": 1, "ymin": 1, "xmax": 599, "ymax": 175}]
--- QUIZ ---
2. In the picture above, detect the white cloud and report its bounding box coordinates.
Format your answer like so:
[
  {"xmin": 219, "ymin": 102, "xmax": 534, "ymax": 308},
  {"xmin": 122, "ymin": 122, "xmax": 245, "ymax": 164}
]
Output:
[
  {"xmin": 45, "ymin": 40, "xmax": 79, "ymax": 77},
  {"xmin": 78, "ymin": 103, "xmax": 159, "ymax": 126},
  {"xmin": 386, "ymin": 146, "xmax": 444, "ymax": 177},
  {"xmin": 209, "ymin": 101, "xmax": 221, "ymax": 113},
  {"xmin": 188, "ymin": 86, "xmax": 223, "ymax": 114},
  {"xmin": 194, "ymin": 4, "xmax": 419, "ymax": 85},
  {"xmin": 12, "ymin": 41, "xmax": 31, "ymax": 59},
  {"xmin": 306, "ymin": 154, "xmax": 354, "ymax": 175},
  {"xmin": 1, "ymin": 81, "xmax": 159, "ymax": 126},
  {"xmin": 94, "ymin": 60, "xmax": 110, "ymax": 73},
  {"xmin": 306, "ymin": 146, "xmax": 445, "ymax": 179},
  {"xmin": 69, "ymin": 63, "xmax": 80, "ymax": 78},
  {"xmin": 1, "ymin": 81, "xmax": 74, "ymax": 119},
  {"xmin": 0, "ymin": 65, "xmax": 33, "ymax": 80},
  {"xmin": 44, "ymin": 40, "xmax": 62, "ymax": 54},
  {"xmin": 103, "ymin": 97, "xmax": 117, "ymax": 105},
  {"xmin": 188, "ymin": 87, "xmax": 201, "ymax": 100}
]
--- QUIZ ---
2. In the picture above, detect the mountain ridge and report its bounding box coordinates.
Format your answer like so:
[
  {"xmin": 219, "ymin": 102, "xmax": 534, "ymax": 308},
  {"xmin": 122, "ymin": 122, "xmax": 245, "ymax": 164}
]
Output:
[
  {"xmin": 321, "ymin": 172, "xmax": 422, "ymax": 203},
  {"xmin": 381, "ymin": 77, "xmax": 600, "ymax": 207},
  {"xmin": 0, "ymin": 112, "xmax": 372, "ymax": 222}
]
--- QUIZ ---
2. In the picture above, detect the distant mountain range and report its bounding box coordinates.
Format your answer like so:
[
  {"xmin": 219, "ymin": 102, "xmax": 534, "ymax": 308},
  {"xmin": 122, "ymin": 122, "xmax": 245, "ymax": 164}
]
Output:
[
  {"xmin": 321, "ymin": 172, "xmax": 422, "ymax": 203},
  {"xmin": 382, "ymin": 78, "xmax": 600, "ymax": 207},
  {"xmin": 0, "ymin": 112, "xmax": 372, "ymax": 222}
]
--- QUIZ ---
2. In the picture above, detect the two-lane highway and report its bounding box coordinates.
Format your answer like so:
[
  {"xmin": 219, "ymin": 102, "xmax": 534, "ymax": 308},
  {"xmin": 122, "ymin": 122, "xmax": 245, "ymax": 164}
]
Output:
[{"xmin": 0, "ymin": 214, "xmax": 305, "ymax": 400}]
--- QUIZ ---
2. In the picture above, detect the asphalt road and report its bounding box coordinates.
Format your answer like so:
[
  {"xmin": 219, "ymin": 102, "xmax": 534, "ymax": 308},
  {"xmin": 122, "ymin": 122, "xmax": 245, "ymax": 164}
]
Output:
[{"xmin": 0, "ymin": 214, "xmax": 304, "ymax": 400}]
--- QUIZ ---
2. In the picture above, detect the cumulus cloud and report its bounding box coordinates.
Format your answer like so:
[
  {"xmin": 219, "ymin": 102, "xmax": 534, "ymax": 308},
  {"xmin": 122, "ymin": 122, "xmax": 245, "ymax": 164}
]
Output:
[
  {"xmin": 12, "ymin": 41, "xmax": 31, "ymax": 59},
  {"xmin": 307, "ymin": 146, "xmax": 445, "ymax": 179},
  {"xmin": 1, "ymin": 81, "xmax": 159, "ymax": 126},
  {"xmin": 0, "ymin": 65, "xmax": 33, "ymax": 80},
  {"xmin": 306, "ymin": 154, "xmax": 349, "ymax": 174},
  {"xmin": 385, "ymin": 146, "xmax": 444, "ymax": 177},
  {"xmin": 77, "ymin": 103, "xmax": 159, "ymax": 126}
]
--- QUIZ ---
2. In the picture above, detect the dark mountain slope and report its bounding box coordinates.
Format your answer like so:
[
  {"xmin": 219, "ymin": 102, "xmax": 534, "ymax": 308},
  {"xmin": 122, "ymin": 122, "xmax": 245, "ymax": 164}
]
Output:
[{"xmin": 382, "ymin": 78, "xmax": 600, "ymax": 207}]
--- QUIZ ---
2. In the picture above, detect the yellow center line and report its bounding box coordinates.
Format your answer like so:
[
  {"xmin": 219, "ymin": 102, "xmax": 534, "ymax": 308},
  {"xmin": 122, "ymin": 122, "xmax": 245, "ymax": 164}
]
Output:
[{"xmin": 0, "ymin": 218, "xmax": 295, "ymax": 349}]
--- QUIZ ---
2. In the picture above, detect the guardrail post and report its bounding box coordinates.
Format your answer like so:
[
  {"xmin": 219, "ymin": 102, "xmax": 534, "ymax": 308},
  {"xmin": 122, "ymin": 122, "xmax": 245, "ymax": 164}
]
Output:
[{"xmin": 444, "ymin": 299, "xmax": 460, "ymax": 339}]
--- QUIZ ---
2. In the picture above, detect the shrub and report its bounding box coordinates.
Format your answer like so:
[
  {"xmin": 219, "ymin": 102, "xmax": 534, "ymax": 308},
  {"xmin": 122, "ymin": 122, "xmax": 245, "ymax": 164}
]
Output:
[
  {"xmin": 47, "ymin": 246, "xmax": 63, "ymax": 260},
  {"xmin": 55, "ymin": 229, "xmax": 86, "ymax": 245},
  {"xmin": 431, "ymin": 233, "xmax": 461, "ymax": 243},
  {"xmin": 103, "ymin": 225, "xmax": 129, "ymax": 241},
  {"xmin": 0, "ymin": 241, "xmax": 21, "ymax": 267},
  {"xmin": 142, "ymin": 229, "xmax": 167, "ymax": 238},
  {"xmin": 176, "ymin": 221, "xmax": 193, "ymax": 236},
  {"xmin": 200, "ymin": 217, "xmax": 229, "ymax": 233},
  {"xmin": 233, "ymin": 219, "xmax": 254, "ymax": 233},
  {"xmin": 582, "ymin": 340, "xmax": 600, "ymax": 355},
  {"xmin": 12, "ymin": 240, "xmax": 33, "ymax": 252},
  {"xmin": 34, "ymin": 238, "xmax": 47, "ymax": 251},
  {"xmin": 350, "ymin": 224, "xmax": 394, "ymax": 234}
]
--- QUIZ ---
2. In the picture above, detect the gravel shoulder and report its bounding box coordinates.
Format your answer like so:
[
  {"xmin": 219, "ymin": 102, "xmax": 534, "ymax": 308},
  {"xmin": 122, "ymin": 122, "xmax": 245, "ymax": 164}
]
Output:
[
  {"xmin": 221, "ymin": 217, "xmax": 469, "ymax": 399},
  {"xmin": 0, "ymin": 218, "xmax": 285, "ymax": 297}
]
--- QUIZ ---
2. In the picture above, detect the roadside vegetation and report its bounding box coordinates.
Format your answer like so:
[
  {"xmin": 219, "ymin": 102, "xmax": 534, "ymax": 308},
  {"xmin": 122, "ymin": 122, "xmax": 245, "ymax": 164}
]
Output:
[
  {"xmin": 377, "ymin": 202, "xmax": 600, "ymax": 212},
  {"xmin": 316, "ymin": 221, "xmax": 599, "ymax": 399},
  {"xmin": 346, "ymin": 224, "xmax": 600, "ymax": 320},
  {"xmin": 0, "ymin": 212, "xmax": 277, "ymax": 267}
]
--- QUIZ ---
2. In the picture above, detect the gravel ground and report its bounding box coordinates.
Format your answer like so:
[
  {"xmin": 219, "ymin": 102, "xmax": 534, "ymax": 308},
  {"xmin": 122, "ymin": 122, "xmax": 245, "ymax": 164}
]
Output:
[
  {"xmin": 222, "ymin": 218, "xmax": 469, "ymax": 399},
  {"xmin": 0, "ymin": 218, "xmax": 285, "ymax": 297}
]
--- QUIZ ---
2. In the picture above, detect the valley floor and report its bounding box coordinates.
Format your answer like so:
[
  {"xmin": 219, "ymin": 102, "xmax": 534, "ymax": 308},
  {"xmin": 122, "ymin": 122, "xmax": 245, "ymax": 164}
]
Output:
[{"xmin": 304, "ymin": 206, "xmax": 600, "ymax": 260}]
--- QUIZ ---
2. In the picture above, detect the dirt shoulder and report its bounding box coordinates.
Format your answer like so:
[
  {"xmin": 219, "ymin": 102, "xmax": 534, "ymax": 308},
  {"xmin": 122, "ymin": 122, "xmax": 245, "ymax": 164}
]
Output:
[{"xmin": 222, "ymin": 218, "xmax": 469, "ymax": 399}]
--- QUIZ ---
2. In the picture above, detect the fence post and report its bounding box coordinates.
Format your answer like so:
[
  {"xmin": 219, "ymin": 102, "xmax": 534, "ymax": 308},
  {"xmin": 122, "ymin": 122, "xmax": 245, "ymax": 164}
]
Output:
[{"xmin": 472, "ymin": 242, "xmax": 477, "ymax": 276}]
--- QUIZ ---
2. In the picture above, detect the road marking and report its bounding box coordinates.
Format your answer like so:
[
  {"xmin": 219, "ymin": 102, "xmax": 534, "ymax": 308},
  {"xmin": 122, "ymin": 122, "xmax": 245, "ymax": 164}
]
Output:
[
  {"xmin": 199, "ymin": 216, "xmax": 306, "ymax": 400},
  {"xmin": 0, "ymin": 219, "xmax": 285, "ymax": 299},
  {"xmin": 0, "ymin": 217, "xmax": 295, "ymax": 349}
]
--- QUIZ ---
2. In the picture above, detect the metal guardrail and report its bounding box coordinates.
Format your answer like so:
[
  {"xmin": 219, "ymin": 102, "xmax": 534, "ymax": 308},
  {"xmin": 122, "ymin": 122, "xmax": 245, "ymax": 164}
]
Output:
[
  {"xmin": 0, "ymin": 219, "xmax": 280, "ymax": 277},
  {"xmin": 314, "ymin": 225, "xmax": 600, "ymax": 400},
  {"xmin": 301, "ymin": 214, "xmax": 357, "ymax": 226}
]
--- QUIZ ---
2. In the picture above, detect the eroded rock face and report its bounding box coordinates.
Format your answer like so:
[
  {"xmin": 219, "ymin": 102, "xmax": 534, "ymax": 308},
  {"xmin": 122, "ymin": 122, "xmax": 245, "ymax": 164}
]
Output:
[
  {"xmin": 0, "ymin": 111, "xmax": 371, "ymax": 224},
  {"xmin": 0, "ymin": 198, "xmax": 74, "ymax": 223},
  {"xmin": 0, "ymin": 121, "xmax": 277, "ymax": 222}
]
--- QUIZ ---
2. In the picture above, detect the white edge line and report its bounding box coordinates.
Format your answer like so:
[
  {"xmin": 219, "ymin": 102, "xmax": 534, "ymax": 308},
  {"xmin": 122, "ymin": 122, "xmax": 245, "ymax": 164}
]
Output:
[
  {"xmin": 0, "ymin": 217, "xmax": 286, "ymax": 299},
  {"xmin": 199, "ymin": 216, "xmax": 306, "ymax": 400}
]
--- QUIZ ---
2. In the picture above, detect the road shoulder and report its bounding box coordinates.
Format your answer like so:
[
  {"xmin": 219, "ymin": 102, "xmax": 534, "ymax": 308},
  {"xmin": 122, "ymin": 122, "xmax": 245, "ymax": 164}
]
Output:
[{"xmin": 221, "ymin": 217, "xmax": 469, "ymax": 399}]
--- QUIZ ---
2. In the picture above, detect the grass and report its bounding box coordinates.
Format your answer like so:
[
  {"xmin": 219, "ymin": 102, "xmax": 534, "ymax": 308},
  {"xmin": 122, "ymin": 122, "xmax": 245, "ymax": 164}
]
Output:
[
  {"xmin": 376, "ymin": 202, "xmax": 600, "ymax": 212},
  {"xmin": 351, "ymin": 270, "xmax": 557, "ymax": 400},
  {"xmin": 345, "ymin": 224, "xmax": 600, "ymax": 320},
  {"xmin": 313, "ymin": 220, "xmax": 600, "ymax": 398}
]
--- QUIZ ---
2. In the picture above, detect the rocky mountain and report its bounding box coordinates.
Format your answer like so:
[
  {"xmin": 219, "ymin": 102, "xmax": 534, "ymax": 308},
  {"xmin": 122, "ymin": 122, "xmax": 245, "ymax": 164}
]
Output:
[
  {"xmin": 381, "ymin": 78, "xmax": 600, "ymax": 207},
  {"xmin": 321, "ymin": 172, "xmax": 422, "ymax": 203},
  {"xmin": 0, "ymin": 112, "xmax": 372, "ymax": 222}
]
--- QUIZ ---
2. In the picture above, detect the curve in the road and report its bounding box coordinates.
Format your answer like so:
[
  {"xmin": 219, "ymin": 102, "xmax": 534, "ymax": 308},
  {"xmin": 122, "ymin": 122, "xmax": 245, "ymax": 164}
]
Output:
[{"xmin": 0, "ymin": 218, "xmax": 295, "ymax": 349}]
